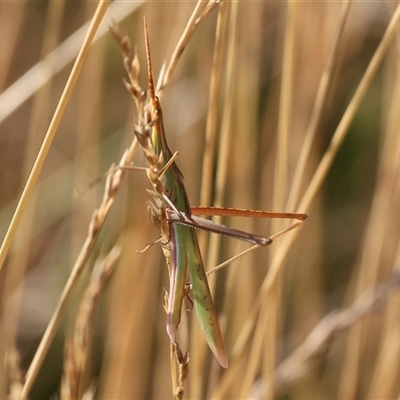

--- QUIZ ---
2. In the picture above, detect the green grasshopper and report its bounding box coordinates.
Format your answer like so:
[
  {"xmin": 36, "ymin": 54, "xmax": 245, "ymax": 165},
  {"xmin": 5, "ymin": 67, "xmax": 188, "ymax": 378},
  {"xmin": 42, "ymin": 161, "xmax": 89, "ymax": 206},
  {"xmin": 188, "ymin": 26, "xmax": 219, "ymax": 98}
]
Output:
[{"xmin": 121, "ymin": 21, "xmax": 307, "ymax": 368}]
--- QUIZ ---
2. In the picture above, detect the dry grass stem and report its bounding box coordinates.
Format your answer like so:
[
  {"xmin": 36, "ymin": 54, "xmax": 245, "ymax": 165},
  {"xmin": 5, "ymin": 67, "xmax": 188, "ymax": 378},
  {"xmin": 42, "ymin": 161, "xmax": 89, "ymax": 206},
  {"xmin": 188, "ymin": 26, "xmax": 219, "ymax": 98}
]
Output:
[
  {"xmin": 263, "ymin": 271, "xmax": 400, "ymax": 397},
  {"xmin": 3, "ymin": 0, "xmax": 67, "ymax": 384},
  {"xmin": 199, "ymin": 0, "xmax": 228, "ymax": 209},
  {"xmin": 170, "ymin": 342, "xmax": 190, "ymax": 400},
  {"xmin": 286, "ymin": 0, "xmax": 351, "ymax": 212},
  {"xmin": 61, "ymin": 245, "xmax": 120, "ymax": 400},
  {"xmin": 157, "ymin": 0, "xmax": 219, "ymax": 95}
]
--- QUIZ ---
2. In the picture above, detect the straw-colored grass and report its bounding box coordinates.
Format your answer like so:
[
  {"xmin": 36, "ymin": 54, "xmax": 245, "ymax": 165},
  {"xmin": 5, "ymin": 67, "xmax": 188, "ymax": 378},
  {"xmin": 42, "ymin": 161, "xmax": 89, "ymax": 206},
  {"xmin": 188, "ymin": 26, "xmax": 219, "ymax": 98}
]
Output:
[{"xmin": 1, "ymin": 1, "xmax": 400, "ymax": 399}]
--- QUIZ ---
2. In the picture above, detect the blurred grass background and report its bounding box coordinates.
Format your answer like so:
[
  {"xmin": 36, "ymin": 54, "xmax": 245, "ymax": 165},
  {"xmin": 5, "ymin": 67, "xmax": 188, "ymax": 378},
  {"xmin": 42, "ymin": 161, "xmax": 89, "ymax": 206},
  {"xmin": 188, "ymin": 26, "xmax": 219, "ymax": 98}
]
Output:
[{"xmin": 1, "ymin": 1, "xmax": 400, "ymax": 399}]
